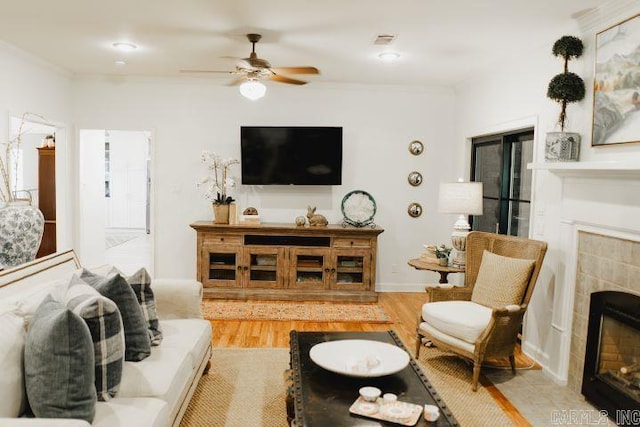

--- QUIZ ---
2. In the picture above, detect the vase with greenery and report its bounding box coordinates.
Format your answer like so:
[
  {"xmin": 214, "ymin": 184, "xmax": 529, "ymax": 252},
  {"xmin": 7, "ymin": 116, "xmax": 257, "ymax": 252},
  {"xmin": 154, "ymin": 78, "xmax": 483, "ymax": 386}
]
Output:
[
  {"xmin": 545, "ymin": 35, "xmax": 586, "ymax": 161},
  {"xmin": 198, "ymin": 151, "xmax": 239, "ymax": 224},
  {"xmin": 434, "ymin": 244, "xmax": 452, "ymax": 266}
]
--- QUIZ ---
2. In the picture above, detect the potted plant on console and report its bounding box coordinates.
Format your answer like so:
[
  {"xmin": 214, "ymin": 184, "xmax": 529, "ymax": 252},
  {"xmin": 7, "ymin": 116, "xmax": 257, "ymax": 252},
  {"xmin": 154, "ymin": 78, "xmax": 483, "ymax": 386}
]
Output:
[
  {"xmin": 545, "ymin": 35, "xmax": 586, "ymax": 161},
  {"xmin": 198, "ymin": 151, "xmax": 239, "ymax": 224}
]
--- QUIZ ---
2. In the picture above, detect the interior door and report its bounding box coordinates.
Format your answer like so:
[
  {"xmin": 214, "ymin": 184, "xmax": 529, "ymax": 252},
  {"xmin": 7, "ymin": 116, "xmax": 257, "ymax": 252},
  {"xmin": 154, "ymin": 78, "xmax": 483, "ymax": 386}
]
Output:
[
  {"xmin": 107, "ymin": 131, "xmax": 148, "ymax": 229},
  {"xmin": 78, "ymin": 129, "xmax": 107, "ymax": 266}
]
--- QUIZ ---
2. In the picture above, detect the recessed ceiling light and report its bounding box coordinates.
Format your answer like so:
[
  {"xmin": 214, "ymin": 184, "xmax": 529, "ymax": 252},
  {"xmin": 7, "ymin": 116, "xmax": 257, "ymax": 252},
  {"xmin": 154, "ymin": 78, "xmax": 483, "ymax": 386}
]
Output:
[
  {"xmin": 378, "ymin": 51, "xmax": 400, "ymax": 62},
  {"xmin": 112, "ymin": 42, "xmax": 137, "ymax": 51}
]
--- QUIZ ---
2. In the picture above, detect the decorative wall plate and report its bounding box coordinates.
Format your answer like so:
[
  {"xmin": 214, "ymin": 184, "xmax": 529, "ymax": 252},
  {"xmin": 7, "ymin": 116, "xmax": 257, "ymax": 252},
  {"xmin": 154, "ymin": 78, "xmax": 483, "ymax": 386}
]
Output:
[
  {"xmin": 408, "ymin": 140, "xmax": 424, "ymax": 155},
  {"xmin": 341, "ymin": 190, "xmax": 376, "ymax": 227},
  {"xmin": 408, "ymin": 202, "xmax": 422, "ymax": 218},
  {"xmin": 407, "ymin": 171, "xmax": 423, "ymax": 186}
]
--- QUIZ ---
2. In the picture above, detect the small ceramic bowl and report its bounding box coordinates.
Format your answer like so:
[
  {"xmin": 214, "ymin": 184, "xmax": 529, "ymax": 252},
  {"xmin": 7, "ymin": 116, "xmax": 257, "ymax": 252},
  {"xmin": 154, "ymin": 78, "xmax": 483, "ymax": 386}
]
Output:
[
  {"xmin": 382, "ymin": 393, "xmax": 397, "ymax": 404},
  {"xmin": 359, "ymin": 386, "xmax": 381, "ymax": 402},
  {"xmin": 424, "ymin": 404, "xmax": 440, "ymax": 422}
]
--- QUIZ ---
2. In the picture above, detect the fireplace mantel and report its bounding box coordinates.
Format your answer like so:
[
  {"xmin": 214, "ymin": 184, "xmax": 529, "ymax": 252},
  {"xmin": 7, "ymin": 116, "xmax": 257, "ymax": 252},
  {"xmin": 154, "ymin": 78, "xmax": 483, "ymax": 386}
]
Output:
[{"xmin": 527, "ymin": 161, "xmax": 640, "ymax": 179}]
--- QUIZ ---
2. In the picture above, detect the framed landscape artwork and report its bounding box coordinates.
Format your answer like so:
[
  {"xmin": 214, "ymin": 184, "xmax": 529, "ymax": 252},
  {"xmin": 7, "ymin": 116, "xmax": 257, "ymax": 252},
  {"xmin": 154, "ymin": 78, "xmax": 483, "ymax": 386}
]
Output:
[{"xmin": 592, "ymin": 14, "xmax": 640, "ymax": 146}]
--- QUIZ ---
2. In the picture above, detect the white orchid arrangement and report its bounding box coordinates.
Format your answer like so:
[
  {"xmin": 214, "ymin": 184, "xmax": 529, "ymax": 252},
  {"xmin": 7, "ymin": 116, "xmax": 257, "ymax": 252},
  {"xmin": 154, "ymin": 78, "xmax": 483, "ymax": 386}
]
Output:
[{"xmin": 197, "ymin": 151, "xmax": 239, "ymax": 205}]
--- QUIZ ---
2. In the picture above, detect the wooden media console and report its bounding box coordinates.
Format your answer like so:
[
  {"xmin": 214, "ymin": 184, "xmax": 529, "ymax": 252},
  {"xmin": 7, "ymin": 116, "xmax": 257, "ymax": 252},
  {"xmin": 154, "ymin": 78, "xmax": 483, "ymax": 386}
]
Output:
[{"xmin": 190, "ymin": 221, "xmax": 384, "ymax": 302}]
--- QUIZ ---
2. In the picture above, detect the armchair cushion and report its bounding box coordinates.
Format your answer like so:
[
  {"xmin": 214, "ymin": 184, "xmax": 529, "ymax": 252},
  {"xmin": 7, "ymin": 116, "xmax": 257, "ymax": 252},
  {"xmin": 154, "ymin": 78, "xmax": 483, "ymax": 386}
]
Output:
[
  {"xmin": 471, "ymin": 251, "xmax": 535, "ymax": 309},
  {"xmin": 421, "ymin": 301, "xmax": 492, "ymax": 344}
]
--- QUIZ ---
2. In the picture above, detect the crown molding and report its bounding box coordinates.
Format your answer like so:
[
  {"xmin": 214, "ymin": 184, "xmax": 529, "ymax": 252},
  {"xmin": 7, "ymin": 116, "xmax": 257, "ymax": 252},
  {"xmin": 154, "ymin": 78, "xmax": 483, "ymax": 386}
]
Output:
[{"xmin": 576, "ymin": 0, "xmax": 640, "ymax": 35}]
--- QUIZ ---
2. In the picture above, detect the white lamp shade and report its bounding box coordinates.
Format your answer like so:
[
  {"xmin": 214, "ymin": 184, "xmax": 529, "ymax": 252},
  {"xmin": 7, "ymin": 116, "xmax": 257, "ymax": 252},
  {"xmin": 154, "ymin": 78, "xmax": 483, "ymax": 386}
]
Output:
[
  {"xmin": 438, "ymin": 181, "xmax": 483, "ymax": 215},
  {"xmin": 239, "ymin": 80, "xmax": 266, "ymax": 100}
]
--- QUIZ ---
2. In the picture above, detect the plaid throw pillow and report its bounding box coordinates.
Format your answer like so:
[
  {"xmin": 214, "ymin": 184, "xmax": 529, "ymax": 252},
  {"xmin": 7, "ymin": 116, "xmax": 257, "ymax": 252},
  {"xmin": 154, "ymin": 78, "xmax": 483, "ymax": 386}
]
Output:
[
  {"xmin": 80, "ymin": 269, "xmax": 151, "ymax": 361},
  {"xmin": 60, "ymin": 275, "xmax": 125, "ymax": 401},
  {"xmin": 111, "ymin": 267, "xmax": 162, "ymax": 346}
]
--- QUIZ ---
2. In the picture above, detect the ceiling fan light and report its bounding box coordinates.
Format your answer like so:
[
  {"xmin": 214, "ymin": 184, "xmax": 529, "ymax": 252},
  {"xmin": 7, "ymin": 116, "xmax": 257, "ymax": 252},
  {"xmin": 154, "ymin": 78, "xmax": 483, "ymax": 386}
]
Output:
[
  {"xmin": 239, "ymin": 80, "xmax": 266, "ymax": 100},
  {"xmin": 378, "ymin": 51, "xmax": 400, "ymax": 62},
  {"xmin": 112, "ymin": 42, "xmax": 137, "ymax": 52}
]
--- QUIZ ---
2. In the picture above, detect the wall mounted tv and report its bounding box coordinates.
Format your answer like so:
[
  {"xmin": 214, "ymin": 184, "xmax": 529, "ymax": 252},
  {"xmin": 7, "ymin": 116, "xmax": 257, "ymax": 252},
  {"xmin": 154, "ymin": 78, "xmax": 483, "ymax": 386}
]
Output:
[{"xmin": 241, "ymin": 126, "xmax": 343, "ymax": 185}]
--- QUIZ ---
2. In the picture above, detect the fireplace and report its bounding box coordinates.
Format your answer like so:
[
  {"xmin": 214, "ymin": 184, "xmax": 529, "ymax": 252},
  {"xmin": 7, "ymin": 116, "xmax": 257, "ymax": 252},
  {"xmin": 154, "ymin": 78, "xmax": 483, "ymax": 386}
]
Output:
[{"xmin": 582, "ymin": 291, "xmax": 640, "ymax": 418}]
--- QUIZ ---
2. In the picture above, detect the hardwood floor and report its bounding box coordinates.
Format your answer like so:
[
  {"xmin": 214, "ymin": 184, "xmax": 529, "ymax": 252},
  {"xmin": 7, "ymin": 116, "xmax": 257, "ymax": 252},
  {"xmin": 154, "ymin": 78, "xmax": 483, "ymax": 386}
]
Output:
[
  {"xmin": 210, "ymin": 293, "xmax": 424, "ymax": 348},
  {"xmin": 208, "ymin": 292, "xmax": 531, "ymax": 426}
]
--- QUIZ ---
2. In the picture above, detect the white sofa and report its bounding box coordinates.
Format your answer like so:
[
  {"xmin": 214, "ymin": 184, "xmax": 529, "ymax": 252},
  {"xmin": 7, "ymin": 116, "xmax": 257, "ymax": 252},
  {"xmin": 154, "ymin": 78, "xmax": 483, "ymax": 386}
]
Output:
[{"xmin": 0, "ymin": 250, "xmax": 212, "ymax": 427}]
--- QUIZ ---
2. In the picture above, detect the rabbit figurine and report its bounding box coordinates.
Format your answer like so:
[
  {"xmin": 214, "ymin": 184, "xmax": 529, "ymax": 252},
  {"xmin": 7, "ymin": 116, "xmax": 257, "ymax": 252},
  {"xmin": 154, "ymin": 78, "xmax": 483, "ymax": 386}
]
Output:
[{"xmin": 307, "ymin": 206, "xmax": 328, "ymax": 226}]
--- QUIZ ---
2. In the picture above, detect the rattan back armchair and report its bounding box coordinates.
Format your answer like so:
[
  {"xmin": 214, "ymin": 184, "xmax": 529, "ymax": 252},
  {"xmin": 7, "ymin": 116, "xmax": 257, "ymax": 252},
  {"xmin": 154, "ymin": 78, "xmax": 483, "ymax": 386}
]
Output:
[{"xmin": 416, "ymin": 231, "xmax": 548, "ymax": 391}]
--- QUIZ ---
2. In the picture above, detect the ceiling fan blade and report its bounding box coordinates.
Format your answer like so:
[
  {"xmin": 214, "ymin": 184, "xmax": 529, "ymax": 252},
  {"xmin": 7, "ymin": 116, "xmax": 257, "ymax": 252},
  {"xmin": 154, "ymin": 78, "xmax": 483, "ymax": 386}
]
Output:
[
  {"xmin": 180, "ymin": 69, "xmax": 237, "ymax": 74},
  {"xmin": 226, "ymin": 77, "xmax": 246, "ymax": 86},
  {"xmin": 268, "ymin": 74, "xmax": 308, "ymax": 85},
  {"xmin": 270, "ymin": 66, "xmax": 319, "ymax": 75}
]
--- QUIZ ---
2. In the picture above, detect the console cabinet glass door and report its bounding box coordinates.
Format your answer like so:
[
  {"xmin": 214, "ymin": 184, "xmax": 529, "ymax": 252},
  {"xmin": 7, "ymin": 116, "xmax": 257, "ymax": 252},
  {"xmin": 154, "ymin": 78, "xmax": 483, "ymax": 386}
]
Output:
[
  {"xmin": 244, "ymin": 246, "xmax": 284, "ymax": 289},
  {"xmin": 201, "ymin": 245, "xmax": 242, "ymax": 288},
  {"xmin": 332, "ymin": 249, "xmax": 370, "ymax": 291},
  {"xmin": 288, "ymin": 248, "xmax": 329, "ymax": 290}
]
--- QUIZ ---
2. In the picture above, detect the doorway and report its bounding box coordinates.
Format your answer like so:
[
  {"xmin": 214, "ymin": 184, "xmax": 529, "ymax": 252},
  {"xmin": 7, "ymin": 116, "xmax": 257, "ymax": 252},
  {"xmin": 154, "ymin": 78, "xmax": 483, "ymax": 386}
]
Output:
[
  {"xmin": 79, "ymin": 129, "xmax": 152, "ymax": 274},
  {"xmin": 471, "ymin": 128, "xmax": 533, "ymax": 237}
]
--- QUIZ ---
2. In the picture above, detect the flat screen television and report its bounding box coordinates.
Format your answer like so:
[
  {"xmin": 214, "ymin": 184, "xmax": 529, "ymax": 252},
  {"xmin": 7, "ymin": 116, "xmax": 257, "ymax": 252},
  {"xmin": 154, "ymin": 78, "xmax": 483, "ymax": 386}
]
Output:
[{"xmin": 241, "ymin": 126, "xmax": 343, "ymax": 185}]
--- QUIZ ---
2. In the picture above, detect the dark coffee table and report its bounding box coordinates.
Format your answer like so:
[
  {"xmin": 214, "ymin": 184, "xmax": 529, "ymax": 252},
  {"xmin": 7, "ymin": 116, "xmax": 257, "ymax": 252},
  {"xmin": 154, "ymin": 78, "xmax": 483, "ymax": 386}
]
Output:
[{"xmin": 287, "ymin": 330, "xmax": 459, "ymax": 426}]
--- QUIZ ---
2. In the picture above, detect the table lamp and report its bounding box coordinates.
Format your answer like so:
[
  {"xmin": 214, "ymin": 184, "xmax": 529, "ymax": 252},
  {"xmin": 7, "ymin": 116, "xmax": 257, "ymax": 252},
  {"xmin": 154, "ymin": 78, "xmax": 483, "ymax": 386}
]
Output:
[{"xmin": 438, "ymin": 179, "xmax": 483, "ymax": 268}]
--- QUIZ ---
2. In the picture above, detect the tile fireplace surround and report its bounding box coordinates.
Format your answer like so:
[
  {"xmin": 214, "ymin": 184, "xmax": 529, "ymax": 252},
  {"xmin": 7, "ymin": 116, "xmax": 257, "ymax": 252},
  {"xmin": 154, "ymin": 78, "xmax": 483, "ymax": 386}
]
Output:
[{"xmin": 567, "ymin": 231, "xmax": 640, "ymax": 394}]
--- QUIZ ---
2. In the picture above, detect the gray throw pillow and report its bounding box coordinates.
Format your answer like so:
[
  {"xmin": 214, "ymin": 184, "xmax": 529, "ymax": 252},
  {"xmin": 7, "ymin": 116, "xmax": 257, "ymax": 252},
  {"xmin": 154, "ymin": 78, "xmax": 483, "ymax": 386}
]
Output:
[
  {"xmin": 80, "ymin": 269, "xmax": 151, "ymax": 361},
  {"xmin": 60, "ymin": 275, "xmax": 125, "ymax": 401},
  {"xmin": 25, "ymin": 295, "xmax": 96, "ymax": 423},
  {"xmin": 112, "ymin": 267, "xmax": 163, "ymax": 345}
]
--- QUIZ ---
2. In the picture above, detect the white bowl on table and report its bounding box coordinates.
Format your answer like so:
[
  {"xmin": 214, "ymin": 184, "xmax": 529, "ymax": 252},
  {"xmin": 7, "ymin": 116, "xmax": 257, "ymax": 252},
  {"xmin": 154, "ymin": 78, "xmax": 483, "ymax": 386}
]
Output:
[{"xmin": 309, "ymin": 339, "xmax": 410, "ymax": 377}]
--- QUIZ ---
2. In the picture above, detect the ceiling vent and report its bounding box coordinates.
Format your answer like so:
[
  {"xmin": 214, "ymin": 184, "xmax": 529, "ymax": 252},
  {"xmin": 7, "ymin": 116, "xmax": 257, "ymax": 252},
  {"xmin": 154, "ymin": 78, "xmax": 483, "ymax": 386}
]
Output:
[{"xmin": 374, "ymin": 34, "xmax": 397, "ymax": 45}]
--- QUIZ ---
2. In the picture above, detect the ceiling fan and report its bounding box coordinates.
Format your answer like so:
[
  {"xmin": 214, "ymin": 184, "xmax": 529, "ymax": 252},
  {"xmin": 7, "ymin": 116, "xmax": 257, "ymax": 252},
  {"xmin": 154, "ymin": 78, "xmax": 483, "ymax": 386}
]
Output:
[{"xmin": 181, "ymin": 34, "xmax": 319, "ymax": 98}]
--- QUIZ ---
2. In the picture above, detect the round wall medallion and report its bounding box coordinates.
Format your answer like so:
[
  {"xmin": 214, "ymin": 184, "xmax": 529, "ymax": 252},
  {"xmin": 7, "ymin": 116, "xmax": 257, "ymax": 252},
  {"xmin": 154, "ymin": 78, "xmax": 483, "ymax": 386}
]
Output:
[
  {"xmin": 407, "ymin": 171, "xmax": 423, "ymax": 186},
  {"xmin": 408, "ymin": 140, "xmax": 424, "ymax": 155},
  {"xmin": 408, "ymin": 202, "xmax": 423, "ymax": 218}
]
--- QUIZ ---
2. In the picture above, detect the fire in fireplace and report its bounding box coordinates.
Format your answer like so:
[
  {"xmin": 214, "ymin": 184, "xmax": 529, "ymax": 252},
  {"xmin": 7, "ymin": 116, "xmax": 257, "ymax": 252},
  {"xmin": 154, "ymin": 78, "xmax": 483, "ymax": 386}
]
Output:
[{"xmin": 582, "ymin": 291, "xmax": 640, "ymax": 423}]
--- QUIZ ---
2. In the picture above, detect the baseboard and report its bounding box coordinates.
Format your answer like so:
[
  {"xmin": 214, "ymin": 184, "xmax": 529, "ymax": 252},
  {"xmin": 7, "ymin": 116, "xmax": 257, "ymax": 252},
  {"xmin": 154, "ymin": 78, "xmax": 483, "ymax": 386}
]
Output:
[
  {"xmin": 524, "ymin": 341, "xmax": 568, "ymax": 385},
  {"xmin": 521, "ymin": 340, "xmax": 568, "ymax": 384},
  {"xmin": 522, "ymin": 340, "xmax": 548, "ymax": 363},
  {"xmin": 542, "ymin": 365, "xmax": 568, "ymax": 386},
  {"xmin": 376, "ymin": 282, "xmax": 426, "ymax": 292}
]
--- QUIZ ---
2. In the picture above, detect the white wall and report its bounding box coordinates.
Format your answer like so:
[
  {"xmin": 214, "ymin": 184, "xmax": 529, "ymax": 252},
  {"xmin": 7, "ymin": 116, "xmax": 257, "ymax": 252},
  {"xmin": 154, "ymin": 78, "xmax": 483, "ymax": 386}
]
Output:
[
  {"xmin": 0, "ymin": 42, "xmax": 73, "ymax": 250},
  {"xmin": 71, "ymin": 77, "xmax": 457, "ymax": 287},
  {"xmin": 453, "ymin": 0, "xmax": 640, "ymax": 381}
]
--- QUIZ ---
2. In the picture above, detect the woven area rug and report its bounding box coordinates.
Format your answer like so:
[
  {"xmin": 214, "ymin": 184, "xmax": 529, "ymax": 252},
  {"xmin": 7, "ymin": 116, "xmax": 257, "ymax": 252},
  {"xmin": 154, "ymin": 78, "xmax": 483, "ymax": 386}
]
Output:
[
  {"xmin": 181, "ymin": 348, "xmax": 288, "ymax": 427},
  {"xmin": 416, "ymin": 346, "xmax": 514, "ymax": 426},
  {"xmin": 201, "ymin": 300, "xmax": 391, "ymax": 323},
  {"xmin": 181, "ymin": 346, "xmax": 515, "ymax": 427}
]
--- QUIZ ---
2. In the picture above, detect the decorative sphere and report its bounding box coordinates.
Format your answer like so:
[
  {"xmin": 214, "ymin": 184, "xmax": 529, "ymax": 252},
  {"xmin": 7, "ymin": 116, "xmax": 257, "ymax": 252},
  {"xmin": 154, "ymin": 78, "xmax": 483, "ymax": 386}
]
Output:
[{"xmin": 295, "ymin": 216, "xmax": 306, "ymax": 226}]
